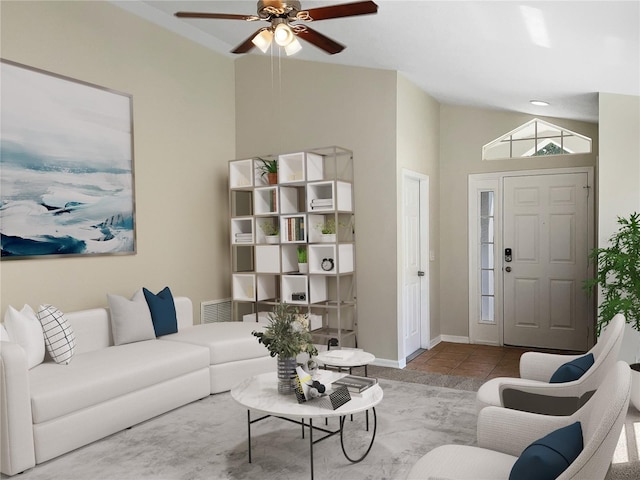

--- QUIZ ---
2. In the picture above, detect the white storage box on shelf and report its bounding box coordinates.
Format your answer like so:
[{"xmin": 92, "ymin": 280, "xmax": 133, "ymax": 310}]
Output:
[{"xmin": 255, "ymin": 245, "xmax": 280, "ymax": 273}]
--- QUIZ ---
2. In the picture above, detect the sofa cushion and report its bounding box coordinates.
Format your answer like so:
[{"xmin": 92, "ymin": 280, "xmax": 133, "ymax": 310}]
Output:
[
  {"xmin": 549, "ymin": 354, "xmax": 594, "ymax": 383},
  {"xmin": 3, "ymin": 304, "xmax": 45, "ymax": 369},
  {"xmin": 107, "ymin": 290, "xmax": 155, "ymax": 345},
  {"xmin": 37, "ymin": 305, "xmax": 76, "ymax": 365},
  {"xmin": 28, "ymin": 339, "xmax": 209, "ymax": 424},
  {"xmin": 160, "ymin": 322, "xmax": 270, "ymax": 365},
  {"xmin": 0, "ymin": 323, "xmax": 10, "ymax": 341},
  {"xmin": 143, "ymin": 287, "xmax": 178, "ymax": 336},
  {"xmin": 509, "ymin": 422, "xmax": 583, "ymax": 480}
]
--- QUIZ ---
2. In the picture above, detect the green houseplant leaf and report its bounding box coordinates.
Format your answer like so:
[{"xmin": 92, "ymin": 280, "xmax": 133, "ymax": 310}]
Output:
[
  {"xmin": 584, "ymin": 212, "xmax": 640, "ymax": 335},
  {"xmin": 252, "ymin": 303, "xmax": 318, "ymax": 358}
]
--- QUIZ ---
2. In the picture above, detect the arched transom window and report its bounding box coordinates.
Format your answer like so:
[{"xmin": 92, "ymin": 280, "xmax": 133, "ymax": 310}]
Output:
[{"xmin": 483, "ymin": 118, "xmax": 592, "ymax": 160}]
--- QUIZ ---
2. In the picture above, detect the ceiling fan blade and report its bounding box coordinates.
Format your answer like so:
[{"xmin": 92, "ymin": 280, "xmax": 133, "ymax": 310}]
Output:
[
  {"xmin": 231, "ymin": 29, "xmax": 263, "ymax": 54},
  {"xmin": 175, "ymin": 12, "xmax": 259, "ymax": 21},
  {"xmin": 296, "ymin": 27, "xmax": 345, "ymax": 55},
  {"xmin": 300, "ymin": 1, "xmax": 378, "ymax": 21}
]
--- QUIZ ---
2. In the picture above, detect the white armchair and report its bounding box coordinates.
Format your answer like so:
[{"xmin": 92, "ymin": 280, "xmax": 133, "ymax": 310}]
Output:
[
  {"xmin": 407, "ymin": 361, "xmax": 631, "ymax": 480},
  {"xmin": 476, "ymin": 314, "xmax": 625, "ymax": 414}
]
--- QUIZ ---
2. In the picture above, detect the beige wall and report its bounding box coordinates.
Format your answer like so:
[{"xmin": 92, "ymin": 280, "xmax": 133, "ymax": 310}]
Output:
[
  {"xmin": 234, "ymin": 55, "xmax": 402, "ymax": 361},
  {"xmin": 439, "ymin": 105, "xmax": 598, "ymax": 338},
  {"xmin": 598, "ymin": 93, "xmax": 640, "ymax": 362},
  {"xmin": 396, "ymin": 75, "xmax": 441, "ymax": 345},
  {"xmin": 0, "ymin": 1, "xmax": 235, "ymax": 320}
]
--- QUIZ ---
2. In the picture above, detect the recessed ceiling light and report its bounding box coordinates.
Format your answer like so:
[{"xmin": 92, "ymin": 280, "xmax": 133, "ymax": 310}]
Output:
[{"xmin": 530, "ymin": 100, "xmax": 550, "ymax": 106}]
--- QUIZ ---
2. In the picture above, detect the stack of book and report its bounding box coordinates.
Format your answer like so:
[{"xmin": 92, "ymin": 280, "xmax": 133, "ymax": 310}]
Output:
[
  {"xmin": 332, "ymin": 375, "xmax": 377, "ymax": 396},
  {"xmin": 234, "ymin": 233, "xmax": 252, "ymax": 243},
  {"xmin": 310, "ymin": 198, "xmax": 333, "ymax": 210}
]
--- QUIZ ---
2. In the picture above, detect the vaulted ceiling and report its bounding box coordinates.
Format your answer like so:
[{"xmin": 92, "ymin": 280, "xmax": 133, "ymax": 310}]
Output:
[{"xmin": 114, "ymin": 1, "xmax": 640, "ymax": 123}]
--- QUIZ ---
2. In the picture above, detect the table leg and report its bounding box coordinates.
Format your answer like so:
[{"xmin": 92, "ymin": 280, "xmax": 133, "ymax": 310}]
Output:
[
  {"xmin": 309, "ymin": 418, "xmax": 314, "ymax": 480},
  {"xmin": 339, "ymin": 407, "xmax": 377, "ymax": 463},
  {"xmin": 247, "ymin": 410, "xmax": 252, "ymax": 463}
]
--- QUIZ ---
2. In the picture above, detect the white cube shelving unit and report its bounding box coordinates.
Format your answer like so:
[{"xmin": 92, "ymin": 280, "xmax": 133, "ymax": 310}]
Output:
[{"xmin": 229, "ymin": 146, "xmax": 357, "ymax": 347}]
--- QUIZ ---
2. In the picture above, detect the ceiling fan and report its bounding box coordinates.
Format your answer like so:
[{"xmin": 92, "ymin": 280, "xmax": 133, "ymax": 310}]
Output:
[{"xmin": 175, "ymin": 1, "xmax": 379, "ymax": 56}]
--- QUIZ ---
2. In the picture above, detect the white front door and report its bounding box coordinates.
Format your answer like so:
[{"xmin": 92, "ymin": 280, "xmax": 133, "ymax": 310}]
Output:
[
  {"xmin": 503, "ymin": 173, "xmax": 591, "ymax": 351},
  {"xmin": 401, "ymin": 172, "xmax": 429, "ymax": 359}
]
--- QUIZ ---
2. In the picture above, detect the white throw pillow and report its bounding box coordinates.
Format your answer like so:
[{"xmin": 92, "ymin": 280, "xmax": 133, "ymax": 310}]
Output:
[
  {"xmin": 0, "ymin": 323, "xmax": 11, "ymax": 342},
  {"xmin": 107, "ymin": 290, "xmax": 156, "ymax": 345},
  {"xmin": 3, "ymin": 305, "xmax": 45, "ymax": 369},
  {"xmin": 37, "ymin": 305, "xmax": 75, "ymax": 365}
]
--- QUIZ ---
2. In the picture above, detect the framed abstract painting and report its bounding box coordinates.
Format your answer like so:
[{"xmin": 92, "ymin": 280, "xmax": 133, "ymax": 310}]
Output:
[{"xmin": 0, "ymin": 59, "xmax": 136, "ymax": 259}]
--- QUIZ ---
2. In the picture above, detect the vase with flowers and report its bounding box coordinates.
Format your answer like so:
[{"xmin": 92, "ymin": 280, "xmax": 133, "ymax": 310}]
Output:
[{"xmin": 252, "ymin": 302, "xmax": 318, "ymax": 394}]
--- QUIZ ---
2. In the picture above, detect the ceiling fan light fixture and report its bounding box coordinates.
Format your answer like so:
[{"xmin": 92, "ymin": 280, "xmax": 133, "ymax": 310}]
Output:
[
  {"xmin": 274, "ymin": 22, "xmax": 294, "ymax": 46},
  {"xmin": 252, "ymin": 28, "xmax": 273, "ymax": 53},
  {"xmin": 284, "ymin": 36, "xmax": 302, "ymax": 55}
]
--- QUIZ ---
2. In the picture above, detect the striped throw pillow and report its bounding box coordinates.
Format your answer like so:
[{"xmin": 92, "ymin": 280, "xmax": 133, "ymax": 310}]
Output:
[{"xmin": 37, "ymin": 305, "xmax": 76, "ymax": 365}]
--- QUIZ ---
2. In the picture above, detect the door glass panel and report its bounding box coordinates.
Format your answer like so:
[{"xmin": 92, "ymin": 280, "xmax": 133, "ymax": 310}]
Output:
[
  {"xmin": 480, "ymin": 191, "xmax": 495, "ymax": 323},
  {"xmin": 481, "ymin": 296, "xmax": 494, "ymax": 322}
]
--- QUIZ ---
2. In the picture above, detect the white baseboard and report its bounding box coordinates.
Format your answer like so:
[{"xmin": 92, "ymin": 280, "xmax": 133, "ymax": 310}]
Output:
[
  {"xmin": 440, "ymin": 335, "xmax": 470, "ymax": 344},
  {"xmin": 372, "ymin": 358, "xmax": 404, "ymax": 369}
]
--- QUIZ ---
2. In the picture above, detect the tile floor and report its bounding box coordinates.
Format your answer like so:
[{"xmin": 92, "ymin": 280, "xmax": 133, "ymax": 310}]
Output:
[{"xmin": 406, "ymin": 342, "xmax": 533, "ymax": 380}]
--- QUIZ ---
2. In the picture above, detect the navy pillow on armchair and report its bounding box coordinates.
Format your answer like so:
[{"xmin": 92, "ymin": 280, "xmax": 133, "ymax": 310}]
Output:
[
  {"xmin": 143, "ymin": 286, "xmax": 178, "ymax": 336},
  {"xmin": 509, "ymin": 421, "xmax": 583, "ymax": 480},
  {"xmin": 549, "ymin": 353, "xmax": 595, "ymax": 383}
]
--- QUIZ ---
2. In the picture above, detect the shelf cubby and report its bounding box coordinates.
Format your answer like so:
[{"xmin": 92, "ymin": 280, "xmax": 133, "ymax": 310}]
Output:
[
  {"xmin": 231, "ymin": 218, "xmax": 253, "ymax": 245},
  {"xmin": 255, "ymin": 216, "xmax": 279, "ymax": 244},
  {"xmin": 229, "ymin": 159, "xmax": 254, "ymax": 188},
  {"xmin": 281, "ymin": 274, "xmax": 309, "ymax": 305},
  {"xmin": 256, "ymin": 274, "xmax": 278, "ymax": 301},
  {"xmin": 254, "ymin": 187, "xmax": 278, "ymax": 215},
  {"xmin": 308, "ymin": 244, "xmax": 354, "ymax": 274},
  {"xmin": 280, "ymin": 214, "xmax": 306, "ymax": 243},
  {"xmin": 232, "ymin": 274, "xmax": 255, "ymax": 301},
  {"xmin": 255, "ymin": 245, "xmax": 280, "ymax": 273},
  {"xmin": 307, "ymin": 181, "xmax": 353, "ymax": 212},
  {"xmin": 281, "ymin": 244, "xmax": 300, "ymax": 273}
]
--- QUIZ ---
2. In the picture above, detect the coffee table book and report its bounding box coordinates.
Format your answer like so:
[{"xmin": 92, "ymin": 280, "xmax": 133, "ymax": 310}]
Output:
[{"xmin": 332, "ymin": 375, "xmax": 377, "ymax": 394}]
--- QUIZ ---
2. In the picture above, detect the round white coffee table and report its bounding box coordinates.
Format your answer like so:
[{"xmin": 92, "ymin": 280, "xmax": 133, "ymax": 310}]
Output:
[
  {"xmin": 316, "ymin": 349, "xmax": 376, "ymax": 377},
  {"xmin": 231, "ymin": 370, "xmax": 383, "ymax": 480}
]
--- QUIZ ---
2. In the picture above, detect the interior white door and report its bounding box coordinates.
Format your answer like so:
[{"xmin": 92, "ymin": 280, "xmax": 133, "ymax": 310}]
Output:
[
  {"xmin": 503, "ymin": 173, "xmax": 590, "ymax": 351},
  {"xmin": 402, "ymin": 175, "xmax": 423, "ymax": 357}
]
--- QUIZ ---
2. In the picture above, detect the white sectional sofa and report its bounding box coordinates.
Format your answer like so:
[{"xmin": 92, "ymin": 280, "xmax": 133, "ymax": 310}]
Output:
[{"xmin": 0, "ymin": 296, "xmax": 275, "ymax": 476}]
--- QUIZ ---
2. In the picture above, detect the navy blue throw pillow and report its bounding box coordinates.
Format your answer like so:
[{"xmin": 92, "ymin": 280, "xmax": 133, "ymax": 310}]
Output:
[
  {"xmin": 549, "ymin": 353, "xmax": 594, "ymax": 383},
  {"xmin": 143, "ymin": 286, "xmax": 178, "ymax": 336},
  {"xmin": 509, "ymin": 422, "xmax": 583, "ymax": 480}
]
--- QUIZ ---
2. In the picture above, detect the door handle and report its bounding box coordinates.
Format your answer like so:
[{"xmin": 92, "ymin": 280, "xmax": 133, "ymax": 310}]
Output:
[
  {"xmin": 505, "ymin": 266, "xmax": 512, "ymax": 273},
  {"xmin": 417, "ymin": 271, "xmax": 425, "ymax": 277}
]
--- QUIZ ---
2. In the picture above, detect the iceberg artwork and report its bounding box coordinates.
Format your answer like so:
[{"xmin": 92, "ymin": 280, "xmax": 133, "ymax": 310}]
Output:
[{"xmin": 1, "ymin": 60, "xmax": 135, "ymax": 259}]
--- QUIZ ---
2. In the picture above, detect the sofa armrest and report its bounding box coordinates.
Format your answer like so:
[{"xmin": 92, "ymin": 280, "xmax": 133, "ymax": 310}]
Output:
[
  {"xmin": 477, "ymin": 405, "xmax": 574, "ymax": 457},
  {"xmin": 501, "ymin": 388, "xmax": 595, "ymax": 415},
  {"xmin": 0, "ymin": 341, "xmax": 36, "ymax": 475},
  {"xmin": 519, "ymin": 351, "xmax": 581, "ymax": 381}
]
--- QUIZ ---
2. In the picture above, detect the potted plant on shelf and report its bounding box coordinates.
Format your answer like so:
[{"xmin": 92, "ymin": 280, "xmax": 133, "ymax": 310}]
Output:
[
  {"xmin": 260, "ymin": 221, "xmax": 279, "ymax": 244},
  {"xmin": 297, "ymin": 246, "xmax": 308, "ymax": 274},
  {"xmin": 252, "ymin": 302, "xmax": 318, "ymax": 394},
  {"xmin": 584, "ymin": 211, "xmax": 640, "ymax": 408},
  {"xmin": 256, "ymin": 158, "xmax": 278, "ymax": 185},
  {"xmin": 316, "ymin": 217, "xmax": 337, "ymax": 242}
]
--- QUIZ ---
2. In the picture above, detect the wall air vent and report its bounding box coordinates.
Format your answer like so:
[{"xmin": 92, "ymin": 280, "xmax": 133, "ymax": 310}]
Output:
[{"xmin": 201, "ymin": 298, "xmax": 231, "ymax": 323}]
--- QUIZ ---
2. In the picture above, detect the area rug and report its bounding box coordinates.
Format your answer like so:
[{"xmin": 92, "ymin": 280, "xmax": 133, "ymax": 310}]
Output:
[{"xmin": 3, "ymin": 378, "xmax": 477, "ymax": 480}]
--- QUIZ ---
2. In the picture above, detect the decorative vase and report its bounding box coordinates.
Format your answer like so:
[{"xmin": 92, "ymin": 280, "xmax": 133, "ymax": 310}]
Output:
[
  {"xmin": 265, "ymin": 235, "xmax": 279, "ymax": 244},
  {"xmin": 277, "ymin": 356, "xmax": 297, "ymax": 395},
  {"xmin": 298, "ymin": 262, "xmax": 308, "ymax": 274}
]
